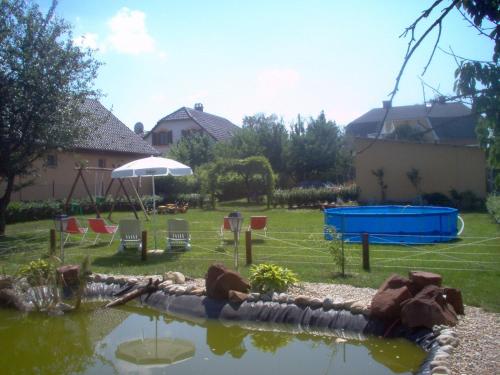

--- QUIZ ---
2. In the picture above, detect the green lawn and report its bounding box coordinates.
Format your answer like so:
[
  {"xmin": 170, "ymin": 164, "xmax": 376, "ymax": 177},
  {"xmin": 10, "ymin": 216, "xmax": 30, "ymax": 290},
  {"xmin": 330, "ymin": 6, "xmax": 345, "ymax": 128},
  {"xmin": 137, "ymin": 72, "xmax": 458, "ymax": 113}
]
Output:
[{"xmin": 1, "ymin": 206, "xmax": 499, "ymax": 311}]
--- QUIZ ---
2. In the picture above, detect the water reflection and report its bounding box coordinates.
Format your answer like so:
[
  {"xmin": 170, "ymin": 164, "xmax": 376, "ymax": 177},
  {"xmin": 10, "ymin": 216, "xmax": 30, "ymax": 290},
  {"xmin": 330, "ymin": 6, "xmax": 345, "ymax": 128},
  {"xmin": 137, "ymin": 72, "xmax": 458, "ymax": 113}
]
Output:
[{"xmin": 0, "ymin": 304, "xmax": 426, "ymax": 375}]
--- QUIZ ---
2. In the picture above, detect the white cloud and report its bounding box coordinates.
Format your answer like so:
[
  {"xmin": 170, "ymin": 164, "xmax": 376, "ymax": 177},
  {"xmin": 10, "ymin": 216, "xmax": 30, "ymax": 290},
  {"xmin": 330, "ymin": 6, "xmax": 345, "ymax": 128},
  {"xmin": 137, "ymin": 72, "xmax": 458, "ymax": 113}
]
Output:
[
  {"xmin": 106, "ymin": 7, "xmax": 155, "ymax": 54},
  {"xmin": 73, "ymin": 32, "xmax": 100, "ymax": 50},
  {"xmin": 257, "ymin": 68, "xmax": 300, "ymax": 98}
]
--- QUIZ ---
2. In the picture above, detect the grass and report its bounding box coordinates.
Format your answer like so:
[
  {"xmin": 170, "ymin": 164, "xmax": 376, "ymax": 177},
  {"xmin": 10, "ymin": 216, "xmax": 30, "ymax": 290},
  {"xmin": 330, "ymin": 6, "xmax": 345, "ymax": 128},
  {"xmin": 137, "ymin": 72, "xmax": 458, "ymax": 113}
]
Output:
[{"xmin": 1, "ymin": 204, "xmax": 499, "ymax": 312}]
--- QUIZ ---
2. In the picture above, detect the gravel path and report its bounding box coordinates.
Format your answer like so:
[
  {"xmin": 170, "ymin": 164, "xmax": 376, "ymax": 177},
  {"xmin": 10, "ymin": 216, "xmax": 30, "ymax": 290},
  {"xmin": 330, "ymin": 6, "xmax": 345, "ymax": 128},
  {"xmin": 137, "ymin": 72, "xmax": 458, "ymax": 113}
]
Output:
[{"xmin": 191, "ymin": 278, "xmax": 499, "ymax": 374}]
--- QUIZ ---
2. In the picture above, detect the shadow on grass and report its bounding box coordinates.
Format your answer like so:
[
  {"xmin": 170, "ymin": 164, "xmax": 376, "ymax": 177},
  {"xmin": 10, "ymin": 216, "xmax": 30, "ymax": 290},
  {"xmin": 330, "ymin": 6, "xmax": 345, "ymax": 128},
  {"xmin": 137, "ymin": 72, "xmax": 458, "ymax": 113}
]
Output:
[{"xmin": 91, "ymin": 246, "xmax": 194, "ymax": 268}]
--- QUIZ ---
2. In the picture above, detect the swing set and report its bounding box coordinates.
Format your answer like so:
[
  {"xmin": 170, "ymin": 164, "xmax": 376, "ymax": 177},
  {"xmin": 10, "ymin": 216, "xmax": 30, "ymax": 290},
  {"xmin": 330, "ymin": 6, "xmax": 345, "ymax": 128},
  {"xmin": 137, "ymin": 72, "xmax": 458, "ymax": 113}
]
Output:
[{"xmin": 64, "ymin": 166, "xmax": 150, "ymax": 222}]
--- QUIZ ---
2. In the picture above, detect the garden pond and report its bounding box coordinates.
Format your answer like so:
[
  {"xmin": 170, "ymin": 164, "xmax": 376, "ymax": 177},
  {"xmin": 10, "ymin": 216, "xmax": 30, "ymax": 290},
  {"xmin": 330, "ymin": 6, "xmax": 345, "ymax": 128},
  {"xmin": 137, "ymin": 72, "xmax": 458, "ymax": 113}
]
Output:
[{"xmin": 0, "ymin": 302, "xmax": 427, "ymax": 375}]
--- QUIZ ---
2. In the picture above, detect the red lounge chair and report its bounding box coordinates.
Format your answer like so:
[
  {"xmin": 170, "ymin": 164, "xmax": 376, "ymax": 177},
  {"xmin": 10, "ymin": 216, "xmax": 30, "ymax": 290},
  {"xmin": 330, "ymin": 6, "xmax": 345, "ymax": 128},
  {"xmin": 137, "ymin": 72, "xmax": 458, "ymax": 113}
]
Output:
[
  {"xmin": 219, "ymin": 217, "xmax": 231, "ymax": 239},
  {"xmin": 63, "ymin": 217, "xmax": 88, "ymax": 244},
  {"xmin": 88, "ymin": 218, "xmax": 119, "ymax": 246},
  {"xmin": 248, "ymin": 216, "xmax": 268, "ymax": 237}
]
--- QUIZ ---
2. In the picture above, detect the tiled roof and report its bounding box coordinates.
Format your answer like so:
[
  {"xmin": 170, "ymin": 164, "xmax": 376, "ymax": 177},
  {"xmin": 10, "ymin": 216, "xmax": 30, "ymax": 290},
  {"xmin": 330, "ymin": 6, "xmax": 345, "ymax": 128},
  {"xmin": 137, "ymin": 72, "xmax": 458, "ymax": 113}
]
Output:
[
  {"xmin": 75, "ymin": 99, "xmax": 159, "ymax": 155},
  {"xmin": 345, "ymin": 103, "xmax": 476, "ymax": 142},
  {"xmin": 155, "ymin": 107, "xmax": 239, "ymax": 141}
]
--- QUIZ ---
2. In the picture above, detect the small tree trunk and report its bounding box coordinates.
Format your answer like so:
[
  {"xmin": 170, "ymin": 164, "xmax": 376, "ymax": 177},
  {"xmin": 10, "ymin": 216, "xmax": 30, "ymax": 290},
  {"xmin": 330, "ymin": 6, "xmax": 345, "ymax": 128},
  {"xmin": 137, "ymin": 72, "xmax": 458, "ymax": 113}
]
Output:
[{"xmin": 0, "ymin": 175, "xmax": 15, "ymax": 236}]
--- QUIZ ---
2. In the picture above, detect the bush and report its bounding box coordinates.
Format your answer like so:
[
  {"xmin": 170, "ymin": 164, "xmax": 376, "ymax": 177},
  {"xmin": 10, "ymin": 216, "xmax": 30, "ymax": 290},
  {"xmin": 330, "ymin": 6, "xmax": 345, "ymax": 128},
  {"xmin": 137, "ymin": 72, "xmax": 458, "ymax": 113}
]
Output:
[
  {"xmin": 486, "ymin": 195, "xmax": 500, "ymax": 223},
  {"xmin": 17, "ymin": 259, "xmax": 54, "ymax": 286},
  {"xmin": 449, "ymin": 189, "xmax": 485, "ymax": 211},
  {"xmin": 422, "ymin": 192, "xmax": 453, "ymax": 207},
  {"xmin": 249, "ymin": 263, "xmax": 298, "ymax": 293},
  {"xmin": 272, "ymin": 184, "xmax": 359, "ymax": 208}
]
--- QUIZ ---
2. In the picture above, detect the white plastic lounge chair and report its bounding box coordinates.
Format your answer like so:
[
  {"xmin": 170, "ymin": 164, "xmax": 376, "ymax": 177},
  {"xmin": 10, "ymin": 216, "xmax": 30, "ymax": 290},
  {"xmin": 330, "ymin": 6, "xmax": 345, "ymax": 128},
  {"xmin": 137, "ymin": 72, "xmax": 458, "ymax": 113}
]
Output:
[
  {"xmin": 166, "ymin": 219, "xmax": 191, "ymax": 251},
  {"xmin": 118, "ymin": 219, "xmax": 142, "ymax": 252}
]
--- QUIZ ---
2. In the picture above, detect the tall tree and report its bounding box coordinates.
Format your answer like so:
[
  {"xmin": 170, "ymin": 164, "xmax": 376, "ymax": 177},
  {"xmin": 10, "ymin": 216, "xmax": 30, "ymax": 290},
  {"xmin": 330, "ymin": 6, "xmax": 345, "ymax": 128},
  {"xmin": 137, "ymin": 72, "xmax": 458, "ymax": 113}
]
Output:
[
  {"xmin": 0, "ymin": 0, "xmax": 100, "ymax": 234},
  {"xmin": 168, "ymin": 132, "xmax": 216, "ymax": 168}
]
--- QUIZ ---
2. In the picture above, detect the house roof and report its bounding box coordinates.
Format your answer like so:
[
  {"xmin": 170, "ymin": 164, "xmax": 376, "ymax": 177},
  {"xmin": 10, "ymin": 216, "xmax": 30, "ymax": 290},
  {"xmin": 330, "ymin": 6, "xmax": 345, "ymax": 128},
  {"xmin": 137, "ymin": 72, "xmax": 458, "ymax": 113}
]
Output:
[
  {"xmin": 154, "ymin": 107, "xmax": 239, "ymax": 141},
  {"xmin": 346, "ymin": 102, "xmax": 476, "ymax": 141},
  {"xmin": 76, "ymin": 99, "xmax": 159, "ymax": 155}
]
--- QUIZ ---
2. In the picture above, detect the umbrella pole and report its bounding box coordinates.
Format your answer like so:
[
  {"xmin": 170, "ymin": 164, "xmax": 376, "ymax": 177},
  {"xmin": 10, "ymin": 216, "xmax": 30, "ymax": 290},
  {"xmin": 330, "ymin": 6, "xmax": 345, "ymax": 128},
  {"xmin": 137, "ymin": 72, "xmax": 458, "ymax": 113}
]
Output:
[{"xmin": 152, "ymin": 175, "xmax": 157, "ymax": 250}]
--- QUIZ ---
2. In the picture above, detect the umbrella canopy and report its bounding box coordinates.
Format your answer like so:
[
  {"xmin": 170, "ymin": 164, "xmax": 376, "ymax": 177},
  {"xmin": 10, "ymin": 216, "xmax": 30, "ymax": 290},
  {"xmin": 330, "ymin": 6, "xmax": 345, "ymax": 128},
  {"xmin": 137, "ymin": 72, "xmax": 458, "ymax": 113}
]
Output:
[
  {"xmin": 111, "ymin": 156, "xmax": 192, "ymax": 178},
  {"xmin": 116, "ymin": 338, "xmax": 195, "ymax": 365}
]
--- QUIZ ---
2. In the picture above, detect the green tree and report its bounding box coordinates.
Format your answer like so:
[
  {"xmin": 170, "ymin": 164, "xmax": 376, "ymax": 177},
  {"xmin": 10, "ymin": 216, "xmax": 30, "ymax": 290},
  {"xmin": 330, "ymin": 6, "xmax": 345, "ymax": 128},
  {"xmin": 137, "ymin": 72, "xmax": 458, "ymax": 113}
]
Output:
[
  {"xmin": 286, "ymin": 112, "xmax": 345, "ymax": 183},
  {"xmin": 168, "ymin": 132, "xmax": 216, "ymax": 168},
  {"xmin": 0, "ymin": 0, "xmax": 100, "ymax": 235}
]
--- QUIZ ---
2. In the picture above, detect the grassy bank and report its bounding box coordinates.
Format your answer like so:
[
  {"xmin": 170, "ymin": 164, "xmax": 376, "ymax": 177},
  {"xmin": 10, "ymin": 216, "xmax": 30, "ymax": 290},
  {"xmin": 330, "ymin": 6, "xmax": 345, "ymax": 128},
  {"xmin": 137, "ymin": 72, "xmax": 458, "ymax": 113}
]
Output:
[{"xmin": 1, "ymin": 206, "xmax": 499, "ymax": 311}]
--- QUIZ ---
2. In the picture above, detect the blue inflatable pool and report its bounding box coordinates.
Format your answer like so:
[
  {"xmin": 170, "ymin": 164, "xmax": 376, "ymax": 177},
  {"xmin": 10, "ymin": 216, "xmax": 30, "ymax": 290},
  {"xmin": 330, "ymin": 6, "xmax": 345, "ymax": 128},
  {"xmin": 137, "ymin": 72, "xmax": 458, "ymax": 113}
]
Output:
[{"xmin": 324, "ymin": 206, "xmax": 461, "ymax": 244}]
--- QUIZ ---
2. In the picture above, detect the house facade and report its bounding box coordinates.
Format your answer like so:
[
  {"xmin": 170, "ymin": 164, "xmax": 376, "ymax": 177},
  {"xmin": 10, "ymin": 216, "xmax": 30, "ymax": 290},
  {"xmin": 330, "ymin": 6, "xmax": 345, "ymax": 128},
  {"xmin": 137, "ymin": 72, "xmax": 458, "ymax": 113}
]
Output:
[
  {"xmin": 144, "ymin": 103, "xmax": 239, "ymax": 154},
  {"xmin": 346, "ymin": 102, "xmax": 486, "ymax": 202},
  {"xmin": 11, "ymin": 99, "xmax": 158, "ymax": 201}
]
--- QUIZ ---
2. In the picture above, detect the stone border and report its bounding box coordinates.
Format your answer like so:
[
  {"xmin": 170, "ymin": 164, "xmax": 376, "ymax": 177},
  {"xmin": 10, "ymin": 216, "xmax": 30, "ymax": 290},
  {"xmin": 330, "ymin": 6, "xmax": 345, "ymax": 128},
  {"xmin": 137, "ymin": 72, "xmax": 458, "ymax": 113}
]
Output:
[{"xmin": 87, "ymin": 273, "xmax": 457, "ymax": 375}]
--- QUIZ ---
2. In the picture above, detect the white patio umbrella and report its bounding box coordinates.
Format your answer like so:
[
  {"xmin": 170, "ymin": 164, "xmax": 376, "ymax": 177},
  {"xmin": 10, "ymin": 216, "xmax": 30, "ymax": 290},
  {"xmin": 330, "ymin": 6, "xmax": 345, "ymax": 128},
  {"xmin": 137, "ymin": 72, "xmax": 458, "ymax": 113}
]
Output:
[{"xmin": 111, "ymin": 156, "xmax": 193, "ymax": 250}]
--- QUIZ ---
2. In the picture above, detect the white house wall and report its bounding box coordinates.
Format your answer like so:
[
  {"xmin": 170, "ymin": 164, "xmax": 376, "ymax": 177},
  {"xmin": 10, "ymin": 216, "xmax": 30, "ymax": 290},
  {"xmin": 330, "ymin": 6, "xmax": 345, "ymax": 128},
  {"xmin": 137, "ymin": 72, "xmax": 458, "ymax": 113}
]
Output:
[{"xmin": 145, "ymin": 119, "xmax": 203, "ymax": 155}]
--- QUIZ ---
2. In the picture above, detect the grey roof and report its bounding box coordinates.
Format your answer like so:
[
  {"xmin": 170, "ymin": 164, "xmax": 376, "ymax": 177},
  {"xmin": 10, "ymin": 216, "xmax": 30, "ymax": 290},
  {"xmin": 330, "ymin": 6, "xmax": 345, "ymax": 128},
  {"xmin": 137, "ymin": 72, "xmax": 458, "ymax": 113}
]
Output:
[
  {"xmin": 155, "ymin": 107, "xmax": 239, "ymax": 141},
  {"xmin": 346, "ymin": 103, "xmax": 476, "ymax": 141},
  {"xmin": 76, "ymin": 99, "xmax": 159, "ymax": 155}
]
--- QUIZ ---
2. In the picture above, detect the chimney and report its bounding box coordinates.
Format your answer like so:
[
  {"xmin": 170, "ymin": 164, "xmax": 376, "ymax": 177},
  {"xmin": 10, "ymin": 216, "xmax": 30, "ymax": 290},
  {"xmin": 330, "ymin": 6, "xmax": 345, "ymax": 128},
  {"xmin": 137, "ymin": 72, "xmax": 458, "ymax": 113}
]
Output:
[
  {"xmin": 382, "ymin": 100, "xmax": 392, "ymax": 109},
  {"xmin": 194, "ymin": 103, "xmax": 204, "ymax": 112}
]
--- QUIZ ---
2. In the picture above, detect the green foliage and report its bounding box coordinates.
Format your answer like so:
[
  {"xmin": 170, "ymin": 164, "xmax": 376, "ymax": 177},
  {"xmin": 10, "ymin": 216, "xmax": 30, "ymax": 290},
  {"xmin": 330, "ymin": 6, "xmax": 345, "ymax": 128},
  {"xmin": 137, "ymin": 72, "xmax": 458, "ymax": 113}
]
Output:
[
  {"xmin": 325, "ymin": 227, "xmax": 345, "ymax": 276},
  {"xmin": 155, "ymin": 175, "xmax": 200, "ymax": 198},
  {"xmin": 167, "ymin": 133, "xmax": 216, "ymax": 168},
  {"xmin": 249, "ymin": 263, "xmax": 298, "ymax": 293},
  {"xmin": 0, "ymin": 0, "xmax": 101, "ymax": 234},
  {"xmin": 486, "ymin": 195, "xmax": 500, "ymax": 223},
  {"xmin": 371, "ymin": 168, "xmax": 387, "ymax": 202},
  {"xmin": 17, "ymin": 259, "xmax": 54, "ymax": 286},
  {"xmin": 422, "ymin": 192, "xmax": 453, "ymax": 207},
  {"xmin": 385, "ymin": 124, "xmax": 426, "ymax": 142},
  {"xmin": 449, "ymin": 189, "xmax": 485, "ymax": 211},
  {"xmin": 208, "ymin": 156, "xmax": 276, "ymax": 208},
  {"xmin": 272, "ymin": 184, "xmax": 359, "ymax": 208}
]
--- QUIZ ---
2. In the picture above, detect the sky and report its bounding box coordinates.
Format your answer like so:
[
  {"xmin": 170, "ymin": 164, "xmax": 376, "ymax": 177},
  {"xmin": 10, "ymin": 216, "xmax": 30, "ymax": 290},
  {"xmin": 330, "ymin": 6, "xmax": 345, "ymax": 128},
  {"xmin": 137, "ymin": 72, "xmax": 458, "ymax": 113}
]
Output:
[{"xmin": 38, "ymin": 0, "xmax": 494, "ymax": 130}]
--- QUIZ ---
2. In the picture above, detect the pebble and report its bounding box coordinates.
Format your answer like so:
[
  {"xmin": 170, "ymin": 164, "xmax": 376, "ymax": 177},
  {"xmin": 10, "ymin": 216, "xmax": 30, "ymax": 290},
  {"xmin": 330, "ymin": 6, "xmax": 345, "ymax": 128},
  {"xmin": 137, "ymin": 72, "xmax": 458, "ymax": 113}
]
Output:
[
  {"xmin": 278, "ymin": 293, "xmax": 288, "ymax": 303},
  {"xmin": 431, "ymin": 366, "xmax": 450, "ymax": 374}
]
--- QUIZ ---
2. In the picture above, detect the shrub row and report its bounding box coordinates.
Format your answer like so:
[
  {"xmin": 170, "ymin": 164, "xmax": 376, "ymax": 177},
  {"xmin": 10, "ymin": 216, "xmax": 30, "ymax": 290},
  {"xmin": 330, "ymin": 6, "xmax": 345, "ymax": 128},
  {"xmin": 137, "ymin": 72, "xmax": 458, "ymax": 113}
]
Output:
[
  {"xmin": 486, "ymin": 195, "xmax": 500, "ymax": 223},
  {"xmin": 5, "ymin": 195, "xmax": 161, "ymax": 224},
  {"xmin": 272, "ymin": 184, "xmax": 359, "ymax": 208},
  {"xmin": 422, "ymin": 189, "xmax": 485, "ymax": 211}
]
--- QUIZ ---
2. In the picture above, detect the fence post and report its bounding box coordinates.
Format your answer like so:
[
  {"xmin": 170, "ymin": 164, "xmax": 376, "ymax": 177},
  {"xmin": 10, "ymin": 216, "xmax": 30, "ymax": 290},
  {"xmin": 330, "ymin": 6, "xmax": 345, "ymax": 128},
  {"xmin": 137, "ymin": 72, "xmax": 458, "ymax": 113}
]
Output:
[
  {"xmin": 49, "ymin": 229, "xmax": 56, "ymax": 255},
  {"xmin": 245, "ymin": 230, "xmax": 252, "ymax": 265},
  {"xmin": 141, "ymin": 230, "xmax": 147, "ymax": 261},
  {"xmin": 362, "ymin": 233, "xmax": 370, "ymax": 271}
]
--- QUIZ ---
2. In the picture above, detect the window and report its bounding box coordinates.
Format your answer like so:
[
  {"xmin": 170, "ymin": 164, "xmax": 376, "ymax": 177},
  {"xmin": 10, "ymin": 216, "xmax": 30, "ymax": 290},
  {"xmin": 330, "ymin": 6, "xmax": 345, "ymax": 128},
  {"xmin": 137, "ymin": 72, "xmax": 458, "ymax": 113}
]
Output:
[
  {"xmin": 98, "ymin": 159, "xmax": 106, "ymax": 168},
  {"xmin": 152, "ymin": 131, "xmax": 173, "ymax": 145},
  {"xmin": 47, "ymin": 154, "xmax": 57, "ymax": 168},
  {"xmin": 181, "ymin": 129, "xmax": 202, "ymax": 138}
]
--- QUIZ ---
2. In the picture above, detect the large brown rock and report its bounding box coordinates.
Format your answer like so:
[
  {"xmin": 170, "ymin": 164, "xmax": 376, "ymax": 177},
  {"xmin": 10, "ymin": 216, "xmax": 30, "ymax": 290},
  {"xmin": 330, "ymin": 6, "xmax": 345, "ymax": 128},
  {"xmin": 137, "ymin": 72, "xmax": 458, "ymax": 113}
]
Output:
[
  {"xmin": 376, "ymin": 274, "xmax": 412, "ymax": 293},
  {"xmin": 205, "ymin": 264, "xmax": 250, "ymax": 300},
  {"xmin": 205, "ymin": 264, "xmax": 228, "ymax": 297},
  {"xmin": 409, "ymin": 271, "xmax": 442, "ymax": 294},
  {"xmin": 401, "ymin": 285, "xmax": 458, "ymax": 328},
  {"xmin": 228, "ymin": 290, "xmax": 249, "ymax": 303},
  {"xmin": 444, "ymin": 287, "xmax": 464, "ymax": 315},
  {"xmin": 371, "ymin": 286, "xmax": 413, "ymax": 321},
  {"xmin": 57, "ymin": 265, "xmax": 80, "ymax": 287}
]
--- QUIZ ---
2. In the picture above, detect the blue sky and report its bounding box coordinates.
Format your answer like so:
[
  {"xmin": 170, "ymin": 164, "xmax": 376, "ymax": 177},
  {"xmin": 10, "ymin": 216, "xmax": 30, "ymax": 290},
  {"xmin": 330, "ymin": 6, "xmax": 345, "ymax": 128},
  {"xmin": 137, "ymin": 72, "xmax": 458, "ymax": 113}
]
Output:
[{"xmin": 39, "ymin": 0, "xmax": 494, "ymax": 130}]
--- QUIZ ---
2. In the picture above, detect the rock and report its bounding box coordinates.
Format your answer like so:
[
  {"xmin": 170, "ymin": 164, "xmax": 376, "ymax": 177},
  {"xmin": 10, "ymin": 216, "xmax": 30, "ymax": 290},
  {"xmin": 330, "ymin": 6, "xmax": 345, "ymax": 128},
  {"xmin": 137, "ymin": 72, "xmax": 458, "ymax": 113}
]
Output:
[
  {"xmin": 250, "ymin": 292, "xmax": 261, "ymax": 301},
  {"xmin": 57, "ymin": 265, "xmax": 80, "ymax": 287},
  {"xmin": 309, "ymin": 298, "xmax": 323, "ymax": 309},
  {"xmin": 126, "ymin": 277, "xmax": 138, "ymax": 285},
  {"xmin": 184, "ymin": 285, "xmax": 195, "ymax": 293},
  {"xmin": 335, "ymin": 338, "xmax": 347, "ymax": 343},
  {"xmin": 409, "ymin": 271, "xmax": 442, "ymax": 293},
  {"xmin": 437, "ymin": 345, "xmax": 454, "ymax": 354},
  {"xmin": 294, "ymin": 295, "xmax": 312, "ymax": 306},
  {"xmin": 350, "ymin": 300, "xmax": 369, "ymax": 315},
  {"xmin": 443, "ymin": 287, "xmax": 464, "ymax": 315},
  {"xmin": 434, "ymin": 354, "xmax": 450, "ymax": 361},
  {"xmin": 286, "ymin": 296, "xmax": 295, "ymax": 304},
  {"xmin": 430, "ymin": 360, "xmax": 448, "ymax": 369},
  {"xmin": 431, "ymin": 366, "xmax": 450, "ymax": 374},
  {"xmin": 205, "ymin": 264, "xmax": 250, "ymax": 300},
  {"xmin": 228, "ymin": 290, "xmax": 249, "ymax": 303},
  {"xmin": 159, "ymin": 280, "xmax": 173, "ymax": 289},
  {"xmin": 205, "ymin": 264, "xmax": 228, "ymax": 296},
  {"xmin": 437, "ymin": 335, "xmax": 458, "ymax": 347},
  {"xmin": 371, "ymin": 286, "xmax": 412, "ymax": 321},
  {"xmin": 401, "ymin": 285, "xmax": 458, "ymax": 329},
  {"xmin": 340, "ymin": 299, "xmax": 356, "ymax": 309},
  {"xmin": 0, "ymin": 289, "xmax": 29, "ymax": 311},
  {"xmin": 261, "ymin": 292, "xmax": 273, "ymax": 302},
  {"xmin": 377, "ymin": 274, "xmax": 412, "ymax": 293},
  {"xmin": 0, "ymin": 276, "xmax": 13, "ymax": 290},
  {"xmin": 106, "ymin": 276, "xmax": 115, "ymax": 284},
  {"xmin": 278, "ymin": 293, "xmax": 288, "ymax": 303},
  {"xmin": 271, "ymin": 292, "xmax": 279, "ymax": 302},
  {"xmin": 174, "ymin": 286, "xmax": 186, "ymax": 296},
  {"xmin": 55, "ymin": 302, "xmax": 74, "ymax": 312},
  {"xmin": 190, "ymin": 288, "xmax": 205, "ymax": 296},
  {"xmin": 323, "ymin": 297, "xmax": 334, "ymax": 310},
  {"xmin": 164, "ymin": 271, "xmax": 186, "ymax": 284}
]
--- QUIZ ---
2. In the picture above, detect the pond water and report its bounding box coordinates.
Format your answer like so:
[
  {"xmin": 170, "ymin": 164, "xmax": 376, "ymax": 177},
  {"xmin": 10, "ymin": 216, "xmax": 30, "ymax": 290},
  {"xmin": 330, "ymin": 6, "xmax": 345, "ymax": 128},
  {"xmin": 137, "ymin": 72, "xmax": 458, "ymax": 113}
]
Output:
[{"xmin": 0, "ymin": 303, "xmax": 426, "ymax": 375}]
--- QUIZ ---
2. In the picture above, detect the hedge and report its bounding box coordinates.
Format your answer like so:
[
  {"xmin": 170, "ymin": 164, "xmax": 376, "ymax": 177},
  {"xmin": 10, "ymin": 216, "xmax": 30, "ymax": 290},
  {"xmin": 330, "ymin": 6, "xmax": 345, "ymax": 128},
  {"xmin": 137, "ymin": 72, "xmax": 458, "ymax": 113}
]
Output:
[{"xmin": 272, "ymin": 184, "xmax": 359, "ymax": 208}]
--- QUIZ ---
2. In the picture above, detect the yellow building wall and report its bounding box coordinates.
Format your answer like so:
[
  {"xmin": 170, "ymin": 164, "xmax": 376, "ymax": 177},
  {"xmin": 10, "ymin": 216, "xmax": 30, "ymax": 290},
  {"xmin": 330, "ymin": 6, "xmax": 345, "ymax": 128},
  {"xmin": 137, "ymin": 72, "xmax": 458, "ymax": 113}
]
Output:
[
  {"xmin": 354, "ymin": 138, "xmax": 487, "ymax": 202},
  {"xmin": 11, "ymin": 150, "xmax": 152, "ymax": 201}
]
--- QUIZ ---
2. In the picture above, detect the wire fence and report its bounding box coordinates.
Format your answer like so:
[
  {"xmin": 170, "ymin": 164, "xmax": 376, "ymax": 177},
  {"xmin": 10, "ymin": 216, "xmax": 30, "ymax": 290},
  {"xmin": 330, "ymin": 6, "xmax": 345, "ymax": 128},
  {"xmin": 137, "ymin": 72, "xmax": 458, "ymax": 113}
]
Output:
[{"xmin": 1, "ymin": 227, "xmax": 499, "ymax": 276}]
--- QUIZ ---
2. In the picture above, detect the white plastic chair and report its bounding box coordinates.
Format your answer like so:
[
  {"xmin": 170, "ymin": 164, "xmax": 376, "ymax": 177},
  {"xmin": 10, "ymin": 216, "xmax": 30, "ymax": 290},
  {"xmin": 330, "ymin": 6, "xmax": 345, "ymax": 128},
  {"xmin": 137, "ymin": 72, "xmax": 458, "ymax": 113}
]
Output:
[
  {"xmin": 118, "ymin": 219, "xmax": 142, "ymax": 252},
  {"xmin": 166, "ymin": 219, "xmax": 191, "ymax": 251}
]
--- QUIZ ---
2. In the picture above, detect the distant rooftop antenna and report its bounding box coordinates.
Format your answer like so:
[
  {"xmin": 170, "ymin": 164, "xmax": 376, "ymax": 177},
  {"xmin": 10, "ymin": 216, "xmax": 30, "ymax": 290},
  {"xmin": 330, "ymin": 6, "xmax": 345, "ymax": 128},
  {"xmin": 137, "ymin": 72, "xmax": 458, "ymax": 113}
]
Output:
[{"xmin": 134, "ymin": 122, "xmax": 144, "ymax": 135}]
